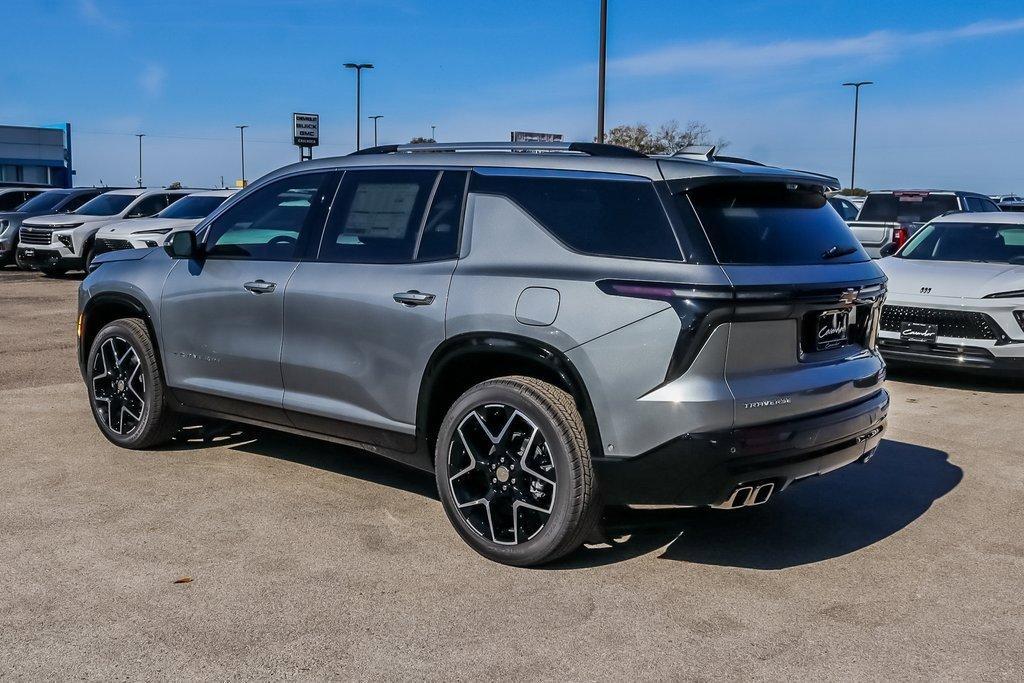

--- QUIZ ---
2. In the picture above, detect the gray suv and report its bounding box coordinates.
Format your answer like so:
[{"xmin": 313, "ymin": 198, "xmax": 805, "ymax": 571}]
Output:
[{"xmin": 77, "ymin": 142, "xmax": 889, "ymax": 566}]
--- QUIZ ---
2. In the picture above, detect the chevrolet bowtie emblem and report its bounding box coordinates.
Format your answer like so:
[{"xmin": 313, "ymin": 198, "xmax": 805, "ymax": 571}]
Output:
[{"xmin": 839, "ymin": 288, "xmax": 859, "ymax": 305}]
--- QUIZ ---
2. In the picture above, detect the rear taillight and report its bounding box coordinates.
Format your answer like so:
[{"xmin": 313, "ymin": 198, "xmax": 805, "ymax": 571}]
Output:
[{"xmin": 892, "ymin": 225, "xmax": 910, "ymax": 250}]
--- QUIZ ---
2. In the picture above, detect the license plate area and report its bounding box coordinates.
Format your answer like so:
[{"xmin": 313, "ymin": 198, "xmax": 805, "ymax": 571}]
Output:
[
  {"xmin": 900, "ymin": 322, "xmax": 938, "ymax": 344},
  {"xmin": 815, "ymin": 309, "xmax": 851, "ymax": 351}
]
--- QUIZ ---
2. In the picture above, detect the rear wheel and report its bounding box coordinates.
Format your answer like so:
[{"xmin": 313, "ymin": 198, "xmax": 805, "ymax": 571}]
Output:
[
  {"xmin": 434, "ymin": 376, "xmax": 600, "ymax": 566},
  {"xmin": 87, "ymin": 318, "xmax": 179, "ymax": 449}
]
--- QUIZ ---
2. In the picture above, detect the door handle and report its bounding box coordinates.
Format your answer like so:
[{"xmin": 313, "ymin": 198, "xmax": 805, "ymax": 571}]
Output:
[
  {"xmin": 243, "ymin": 279, "xmax": 277, "ymax": 294},
  {"xmin": 393, "ymin": 290, "xmax": 435, "ymax": 306}
]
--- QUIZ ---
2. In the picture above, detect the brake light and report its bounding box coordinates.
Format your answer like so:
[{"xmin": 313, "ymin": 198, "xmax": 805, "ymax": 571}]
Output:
[{"xmin": 893, "ymin": 225, "xmax": 910, "ymax": 250}]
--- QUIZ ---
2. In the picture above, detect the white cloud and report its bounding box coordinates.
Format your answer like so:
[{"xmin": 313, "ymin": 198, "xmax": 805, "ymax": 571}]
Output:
[
  {"xmin": 77, "ymin": 0, "xmax": 123, "ymax": 31},
  {"xmin": 138, "ymin": 64, "xmax": 166, "ymax": 97},
  {"xmin": 612, "ymin": 18, "xmax": 1024, "ymax": 76}
]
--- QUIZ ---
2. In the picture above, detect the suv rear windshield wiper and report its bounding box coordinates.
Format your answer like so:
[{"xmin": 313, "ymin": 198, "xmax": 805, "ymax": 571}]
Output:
[{"xmin": 821, "ymin": 245, "xmax": 858, "ymax": 259}]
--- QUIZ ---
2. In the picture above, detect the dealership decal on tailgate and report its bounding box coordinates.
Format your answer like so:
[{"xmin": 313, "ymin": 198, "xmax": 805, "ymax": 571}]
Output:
[{"xmin": 816, "ymin": 309, "xmax": 850, "ymax": 350}]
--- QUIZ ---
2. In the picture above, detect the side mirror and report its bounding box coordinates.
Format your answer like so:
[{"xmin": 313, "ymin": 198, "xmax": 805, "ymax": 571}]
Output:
[
  {"xmin": 164, "ymin": 230, "xmax": 199, "ymax": 259},
  {"xmin": 879, "ymin": 242, "xmax": 897, "ymax": 258}
]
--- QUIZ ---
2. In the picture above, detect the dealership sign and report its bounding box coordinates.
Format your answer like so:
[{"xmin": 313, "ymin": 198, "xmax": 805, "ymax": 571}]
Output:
[
  {"xmin": 293, "ymin": 113, "xmax": 320, "ymax": 147},
  {"xmin": 510, "ymin": 131, "xmax": 564, "ymax": 143}
]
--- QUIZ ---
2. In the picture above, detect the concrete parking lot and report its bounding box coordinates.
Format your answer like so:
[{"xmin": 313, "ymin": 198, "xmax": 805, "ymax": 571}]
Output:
[{"xmin": 1, "ymin": 265, "xmax": 1021, "ymax": 680}]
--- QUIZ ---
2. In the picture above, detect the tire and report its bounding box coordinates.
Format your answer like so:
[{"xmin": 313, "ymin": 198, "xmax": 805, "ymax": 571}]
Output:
[
  {"xmin": 83, "ymin": 247, "xmax": 95, "ymax": 273},
  {"xmin": 434, "ymin": 376, "xmax": 600, "ymax": 566},
  {"xmin": 86, "ymin": 318, "xmax": 179, "ymax": 449}
]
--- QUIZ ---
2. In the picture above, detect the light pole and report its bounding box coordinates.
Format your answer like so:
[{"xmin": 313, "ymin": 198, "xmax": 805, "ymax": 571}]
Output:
[
  {"xmin": 344, "ymin": 62, "xmax": 374, "ymax": 150},
  {"xmin": 134, "ymin": 133, "xmax": 145, "ymax": 187},
  {"xmin": 842, "ymin": 81, "xmax": 873, "ymax": 190},
  {"xmin": 368, "ymin": 115, "xmax": 383, "ymax": 146},
  {"xmin": 597, "ymin": 0, "xmax": 608, "ymax": 143},
  {"xmin": 235, "ymin": 125, "xmax": 248, "ymax": 186},
  {"xmin": 430, "ymin": 124, "xmax": 436, "ymax": 142}
]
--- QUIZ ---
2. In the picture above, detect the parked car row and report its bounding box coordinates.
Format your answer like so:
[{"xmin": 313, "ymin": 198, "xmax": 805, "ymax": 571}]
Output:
[{"xmin": 1, "ymin": 185, "xmax": 236, "ymax": 274}]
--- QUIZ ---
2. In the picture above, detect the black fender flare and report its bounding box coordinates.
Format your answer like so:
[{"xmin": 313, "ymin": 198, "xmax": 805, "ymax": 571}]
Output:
[{"xmin": 415, "ymin": 332, "xmax": 603, "ymax": 457}]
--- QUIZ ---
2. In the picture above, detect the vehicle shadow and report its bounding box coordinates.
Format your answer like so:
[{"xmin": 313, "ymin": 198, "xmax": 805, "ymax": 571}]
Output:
[
  {"xmin": 555, "ymin": 439, "xmax": 961, "ymax": 570},
  {"xmin": 167, "ymin": 420, "xmax": 438, "ymax": 499},
  {"xmin": 163, "ymin": 425, "xmax": 960, "ymax": 571},
  {"xmin": 886, "ymin": 364, "xmax": 1022, "ymax": 393}
]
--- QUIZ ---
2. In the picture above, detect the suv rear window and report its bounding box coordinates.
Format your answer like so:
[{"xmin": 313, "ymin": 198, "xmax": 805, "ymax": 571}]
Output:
[
  {"xmin": 684, "ymin": 181, "xmax": 867, "ymax": 265},
  {"xmin": 470, "ymin": 170, "xmax": 682, "ymax": 261},
  {"xmin": 857, "ymin": 193, "xmax": 958, "ymax": 223}
]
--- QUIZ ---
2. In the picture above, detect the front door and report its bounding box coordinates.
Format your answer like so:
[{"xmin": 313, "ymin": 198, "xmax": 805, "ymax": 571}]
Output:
[
  {"xmin": 281, "ymin": 169, "xmax": 467, "ymax": 451},
  {"xmin": 160, "ymin": 170, "xmax": 338, "ymax": 422}
]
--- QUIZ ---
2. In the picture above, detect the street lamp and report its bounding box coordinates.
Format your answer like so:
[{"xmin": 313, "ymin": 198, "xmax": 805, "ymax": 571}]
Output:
[
  {"xmin": 842, "ymin": 81, "xmax": 873, "ymax": 190},
  {"xmin": 134, "ymin": 133, "xmax": 145, "ymax": 187},
  {"xmin": 344, "ymin": 62, "xmax": 374, "ymax": 150},
  {"xmin": 430, "ymin": 124, "xmax": 436, "ymax": 142},
  {"xmin": 597, "ymin": 0, "xmax": 608, "ymax": 143},
  {"xmin": 235, "ymin": 125, "xmax": 248, "ymax": 186},
  {"xmin": 368, "ymin": 115, "xmax": 383, "ymax": 146}
]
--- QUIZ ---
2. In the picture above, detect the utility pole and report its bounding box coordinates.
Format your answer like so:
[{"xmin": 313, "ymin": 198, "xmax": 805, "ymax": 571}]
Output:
[
  {"xmin": 368, "ymin": 115, "xmax": 383, "ymax": 146},
  {"xmin": 235, "ymin": 125, "xmax": 249, "ymax": 186},
  {"xmin": 842, "ymin": 81, "xmax": 873, "ymax": 190},
  {"xmin": 344, "ymin": 63, "xmax": 374, "ymax": 150},
  {"xmin": 135, "ymin": 133, "xmax": 145, "ymax": 187},
  {"xmin": 597, "ymin": 0, "xmax": 608, "ymax": 143}
]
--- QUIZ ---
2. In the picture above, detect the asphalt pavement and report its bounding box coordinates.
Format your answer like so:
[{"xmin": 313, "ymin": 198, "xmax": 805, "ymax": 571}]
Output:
[{"xmin": 1, "ymin": 266, "xmax": 1021, "ymax": 680}]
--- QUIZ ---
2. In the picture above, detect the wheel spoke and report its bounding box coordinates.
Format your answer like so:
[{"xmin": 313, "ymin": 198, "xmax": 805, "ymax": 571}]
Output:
[
  {"xmin": 90, "ymin": 335, "xmax": 146, "ymax": 436},
  {"xmin": 448, "ymin": 402, "xmax": 557, "ymax": 546}
]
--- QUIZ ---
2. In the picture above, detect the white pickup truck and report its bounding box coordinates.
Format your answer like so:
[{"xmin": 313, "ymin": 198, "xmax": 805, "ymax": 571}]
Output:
[{"xmin": 849, "ymin": 190, "xmax": 1001, "ymax": 257}]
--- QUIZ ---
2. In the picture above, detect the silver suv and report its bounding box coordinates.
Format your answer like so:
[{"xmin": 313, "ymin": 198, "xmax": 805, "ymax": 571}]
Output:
[{"xmin": 77, "ymin": 142, "xmax": 889, "ymax": 566}]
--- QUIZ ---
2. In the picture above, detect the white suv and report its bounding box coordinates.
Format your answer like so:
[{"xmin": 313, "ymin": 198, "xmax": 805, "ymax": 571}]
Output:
[
  {"xmin": 17, "ymin": 188, "xmax": 196, "ymax": 275},
  {"xmin": 93, "ymin": 190, "xmax": 236, "ymax": 256},
  {"xmin": 878, "ymin": 211, "xmax": 1024, "ymax": 374}
]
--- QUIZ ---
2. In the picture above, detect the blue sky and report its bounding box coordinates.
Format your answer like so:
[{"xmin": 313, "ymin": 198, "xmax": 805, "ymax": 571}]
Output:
[{"xmin": 4, "ymin": 0, "xmax": 1024, "ymax": 191}]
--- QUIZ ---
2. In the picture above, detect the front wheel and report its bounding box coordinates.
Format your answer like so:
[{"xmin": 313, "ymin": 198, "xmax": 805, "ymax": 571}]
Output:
[
  {"xmin": 87, "ymin": 318, "xmax": 179, "ymax": 448},
  {"xmin": 434, "ymin": 376, "xmax": 600, "ymax": 566}
]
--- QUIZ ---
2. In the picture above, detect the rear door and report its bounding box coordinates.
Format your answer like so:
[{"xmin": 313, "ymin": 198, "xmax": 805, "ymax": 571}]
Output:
[
  {"xmin": 160, "ymin": 171, "xmax": 338, "ymax": 422},
  {"xmin": 281, "ymin": 168, "xmax": 466, "ymax": 450}
]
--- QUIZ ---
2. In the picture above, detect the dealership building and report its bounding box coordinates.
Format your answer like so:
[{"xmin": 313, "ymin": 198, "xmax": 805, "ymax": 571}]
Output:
[{"xmin": 0, "ymin": 123, "xmax": 73, "ymax": 188}]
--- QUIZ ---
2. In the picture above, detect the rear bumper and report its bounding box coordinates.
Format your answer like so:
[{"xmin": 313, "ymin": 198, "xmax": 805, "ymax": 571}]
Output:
[
  {"xmin": 879, "ymin": 338, "xmax": 1024, "ymax": 374},
  {"xmin": 594, "ymin": 389, "xmax": 889, "ymax": 506}
]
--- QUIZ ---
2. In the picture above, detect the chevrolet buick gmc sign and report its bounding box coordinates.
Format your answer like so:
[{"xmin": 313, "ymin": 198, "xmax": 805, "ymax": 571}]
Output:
[{"xmin": 293, "ymin": 113, "xmax": 320, "ymax": 147}]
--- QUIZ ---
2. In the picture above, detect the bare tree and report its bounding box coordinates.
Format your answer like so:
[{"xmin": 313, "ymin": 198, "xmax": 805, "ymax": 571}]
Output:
[{"xmin": 605, "ymin": 120, "xmax": 729, "ymax": 155}]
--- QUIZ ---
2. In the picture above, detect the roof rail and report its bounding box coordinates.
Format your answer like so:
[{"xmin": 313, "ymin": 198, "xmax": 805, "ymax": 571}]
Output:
[{"xmin": 348, "ymin": 141, "xmax": 646, "ymax": 159}]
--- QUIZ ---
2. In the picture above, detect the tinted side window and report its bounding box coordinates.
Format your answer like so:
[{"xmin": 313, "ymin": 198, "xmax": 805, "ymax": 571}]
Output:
[
  {"xmin": 60, "ymin": 192, "xmax": 101, "ymax": 212},
  {"xmin": 0, "ymin": 192, "xmax": 27, "ymax": 211},
  {"xmin": 127, "ymin": 194, "xmax": 169, "ymax": 218},
  {"xmin": 318, "ymin": 169, "xmax": 437, "ymax": 263},
  {"xmin": 206, "ymin": 172, "xmax": 335, "ymax": 261},
  {"xmin": 416, "ymin": 171, "xmax": 466, "ymax": 261},
  {"xmin": 470, "ymin": 171, "xmax": 682, "ymax": 261}
]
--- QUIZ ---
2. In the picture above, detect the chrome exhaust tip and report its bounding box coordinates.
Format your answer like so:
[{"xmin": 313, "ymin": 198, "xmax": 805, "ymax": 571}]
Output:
[{"xmin": 713, "ymin": 481, "xmax": 775, "ymax": 509}]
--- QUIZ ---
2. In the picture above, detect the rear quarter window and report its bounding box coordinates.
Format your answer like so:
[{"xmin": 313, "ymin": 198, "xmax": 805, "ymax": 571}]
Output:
[
  {"xmin": 469, "ymin": 170, "xmax": 683, "ymax": 261},
  {"xmin": 684, "ymin": 181, "xmax": 868, "ymax": 265}
]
